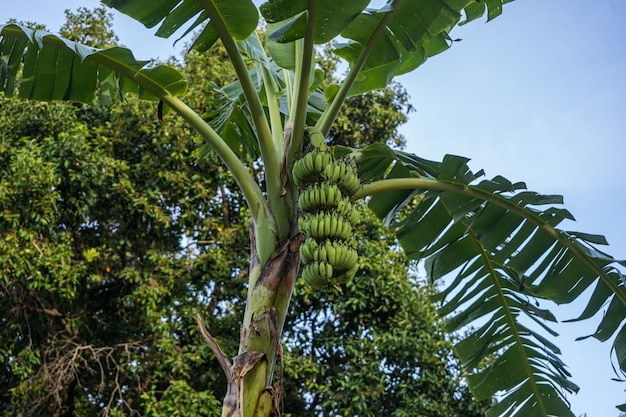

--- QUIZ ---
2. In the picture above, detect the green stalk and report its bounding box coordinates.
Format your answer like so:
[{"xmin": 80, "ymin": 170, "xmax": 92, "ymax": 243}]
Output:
[
  {"xmin": 358, "ymin": 177, "xmax": 626, "ymax": 308},
  {"xmin": 288, "ymin": 39, "xmax": 303, "ymax": 126},
  {"xmin": 288, "ymin": 0, "xmax": 317, "ymax": 155},
  {"xmin": 279, "ymin": 1, "xmax": 317, "ymax": 226},
  {"xmin": 200, "ymin": 0, "xmax": 289, "ymax": 241},
  {"xmin": 264, "ymin": 61, "xmax": 300, "ymax": 226},
  {"xmin": 153, "ymin": 98, "xmax": 263, "ymax": 221},
  {"xmin": 316, "ymin": 0, "xmax": 404, "ymax": 136},
  {"xmin": 161, "ymin": 95, "xmax": 277, "ymax": 262},
  {"xmin": 261, "ymin": 64, "xmax": 284, "ymax": 157},
  {"xmin": 284, "ymin": 69, "xmax": 293, "ymax": 117}
]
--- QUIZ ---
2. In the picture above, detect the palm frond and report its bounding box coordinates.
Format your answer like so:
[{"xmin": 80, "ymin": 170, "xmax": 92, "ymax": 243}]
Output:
[
  {"xmin": 352, "ymin": 143, "xmax": 626, "ymax": 416},
  {"xmin": 0, "ymin": 24, "xmax": 187, "ymax": 104},
  {"xmin": 102, "ymin": 0, "xmax": 258, "ymax": 52}
]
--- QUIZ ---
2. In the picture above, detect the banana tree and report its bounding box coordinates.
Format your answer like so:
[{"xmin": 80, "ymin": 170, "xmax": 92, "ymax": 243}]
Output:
[{"xmin": 1, "ymin": 1, "xmax": 625, "ymax": 416}]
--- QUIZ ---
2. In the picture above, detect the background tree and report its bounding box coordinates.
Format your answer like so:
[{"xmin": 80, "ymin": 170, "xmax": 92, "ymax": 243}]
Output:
[
  {"xmin": 59, "ymin": 7, "xmax": 118, "ymax": 48},
  {"xmin": 0, "ymin": 8, "xmax": 487, "ymax": 416},
  {"xmin": 1, "ymin": 1, "xmax": 625, "ymax": 416},
  {"xmin": 0, "ymin": 11, "xmax": 242, "ymax": 416},
  {"xmin": 0, "ymin": 85, "xmax": 237, "ymax": 417}
]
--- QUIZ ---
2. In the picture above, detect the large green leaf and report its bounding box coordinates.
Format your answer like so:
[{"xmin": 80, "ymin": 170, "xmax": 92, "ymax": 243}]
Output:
[
  {"xmin": 333, "ymin": 0, "xmax": 511, "ymax": 96},
  {"xmin": 354, "ymin": 144, "xmax": 626, "ymax": 416},
  {"xmin": 102, "ymin": 0, "xmax": 258, "ymax": 51},
  {"xmin": 260, "ymin": 0, "xmax": 370, "ymax": 44},
  {"xmin": 0, "ymin": 24, "xmax": 187, "ymax": 104}
]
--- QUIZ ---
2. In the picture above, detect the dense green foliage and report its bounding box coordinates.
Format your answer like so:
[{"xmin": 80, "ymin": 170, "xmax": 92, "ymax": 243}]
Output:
[
  {"xmin": 0, "ymin": 95, "xmax": 241, "ymax": 417},
  {"xmin": 0, "ymin": 9, "xmax": 487, "ymax": 416}
]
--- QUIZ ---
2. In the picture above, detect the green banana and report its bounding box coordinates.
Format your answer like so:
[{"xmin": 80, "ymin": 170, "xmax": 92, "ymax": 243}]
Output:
[
  {"xmin": 309, "ymin": 240, "xmax": 358, "ymax": 270},
  {"xmin": 300, "ymin": 212, "xmax": 352, "ymax": 241},
  {"xmin": 320, "ymin": 159, "xmax": 361, "ymax": 196},
  {"xmin": 298, "ymin": 184, "xmax": 345, "ymax": 212},
  {"xmin": 299, "ymin": 238, "xmax": 316, "ymax": 264},
  {"xmin": 302, "ymin": 261, "xmax": 333, "ymax": 288}
]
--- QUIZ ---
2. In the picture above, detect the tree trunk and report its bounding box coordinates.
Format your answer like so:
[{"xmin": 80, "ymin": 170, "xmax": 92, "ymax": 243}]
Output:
[{"xmin": 199, "ymin": 233, "xmax": 303, "ymax": 417}]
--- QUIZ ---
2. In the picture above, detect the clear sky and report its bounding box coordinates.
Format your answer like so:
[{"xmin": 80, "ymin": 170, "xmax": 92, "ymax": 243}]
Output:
[{"xmin": 3, "ymin": 1, "xmax": 625, "ymax": 416}]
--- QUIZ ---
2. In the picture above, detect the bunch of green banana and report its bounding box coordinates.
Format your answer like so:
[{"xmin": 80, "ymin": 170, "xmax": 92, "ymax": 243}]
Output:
[
  {"xmin": 322, "ymin": 159, "xmax": 361, "ymax": 196},
  {"xmin": 298, "ymin": 212, "xmax": 352, "ymax": 240},
  {"xmin": 299, "ymin": 239, "xmax": 359, "ymax": 270},
  {"xmin": 293, "ymin": 126, "xmax": 362, "ymax": 288},
  {"xmin": 292, "ymin": 151, "xmax": 360, "ymax": 196},
  {"xmin": 292, "ymin": 149, "xmax": 333, "ymax": 186},
  {"xmin": 298, "ymin": 184, "xmax": 344, "ymax": 212}
]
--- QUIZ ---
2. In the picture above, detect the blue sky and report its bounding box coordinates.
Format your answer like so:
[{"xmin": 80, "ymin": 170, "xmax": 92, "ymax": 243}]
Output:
[{"xmin": 3, "ymin": 1, "xmax": 625, "ymax": 415}]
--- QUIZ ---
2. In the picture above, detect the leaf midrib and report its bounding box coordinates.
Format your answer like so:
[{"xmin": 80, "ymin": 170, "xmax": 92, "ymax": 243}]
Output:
[{"xmin": 469, "ymin": 229, "xmax": 547, "ymax": 415}]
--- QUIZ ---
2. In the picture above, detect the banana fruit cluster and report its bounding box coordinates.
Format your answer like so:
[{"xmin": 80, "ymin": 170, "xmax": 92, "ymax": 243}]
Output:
[{"xmin": 293, "ymin": 127, "xmax": 361, "ymax": 288}]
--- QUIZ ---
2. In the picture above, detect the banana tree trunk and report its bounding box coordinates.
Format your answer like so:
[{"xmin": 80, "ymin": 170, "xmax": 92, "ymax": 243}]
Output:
[{"xmin": 199, "ymin": 230, "xmax": 303, "ymax": 417}]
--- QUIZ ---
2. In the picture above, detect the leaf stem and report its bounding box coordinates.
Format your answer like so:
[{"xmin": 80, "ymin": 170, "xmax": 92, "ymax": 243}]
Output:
[
  {"xmin": 284, "ymin": 69, "xmax": 293, "ymax": 117},
  {"xmin": 161, "ymin": 95, "xmax": 270, "ymax": 226},
  {"xmin": 289, "ymin": 0, "xmax": 317, "ymax": 155},
  {"xmin": 261, "ymin": 64, "xmax": 284, "ymax": 156},
  {"xmin": 200, "ymin": 0, "xmax": 288, "ymax": 240}
]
